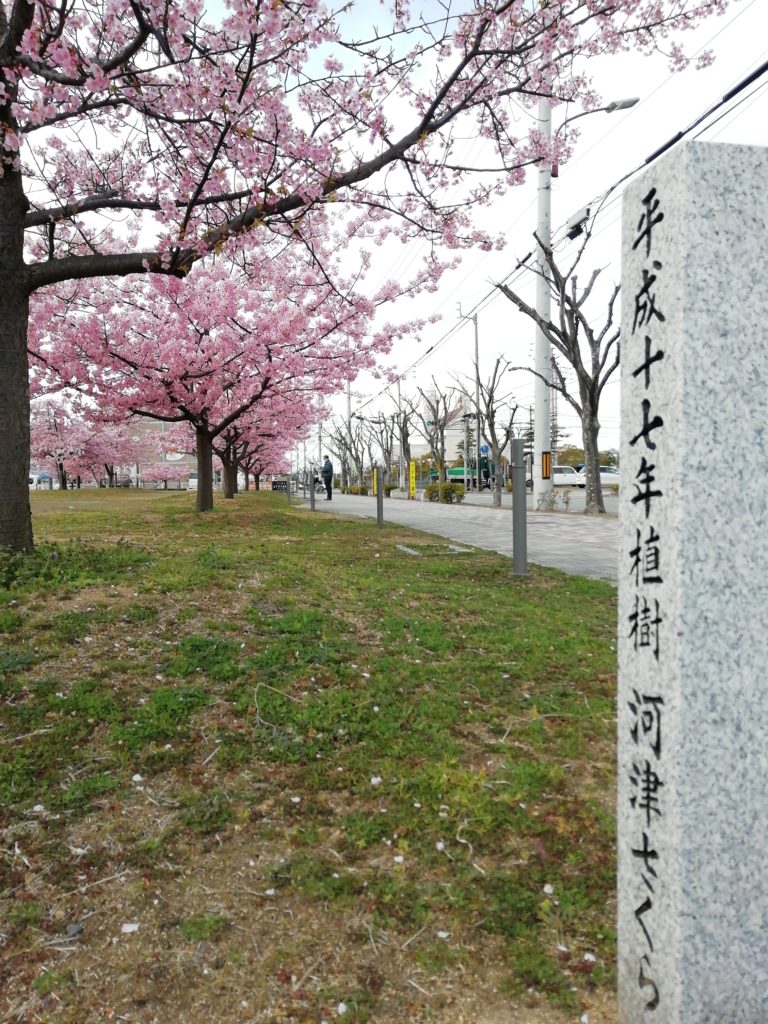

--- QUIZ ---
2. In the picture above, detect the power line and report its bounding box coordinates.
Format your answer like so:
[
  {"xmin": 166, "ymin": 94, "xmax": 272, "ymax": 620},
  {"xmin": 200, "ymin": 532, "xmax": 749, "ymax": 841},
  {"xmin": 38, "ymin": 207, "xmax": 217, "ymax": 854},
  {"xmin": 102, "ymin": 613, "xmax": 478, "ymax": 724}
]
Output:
[
  {"xmin": 374, "ymin": 0, "xmax": 763, "ymax": 327},
  {"xmin": 350, "ymin": 38, "xmax": 768, "ymax": 418}
]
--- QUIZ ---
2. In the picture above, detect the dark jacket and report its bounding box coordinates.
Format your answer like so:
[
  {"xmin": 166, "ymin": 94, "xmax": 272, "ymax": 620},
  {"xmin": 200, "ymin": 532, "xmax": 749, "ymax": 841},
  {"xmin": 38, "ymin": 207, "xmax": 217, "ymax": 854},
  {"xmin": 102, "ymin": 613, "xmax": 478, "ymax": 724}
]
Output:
[{"xmin": 321, "ymin": 460, "xmax": 333, "ymax": 481}]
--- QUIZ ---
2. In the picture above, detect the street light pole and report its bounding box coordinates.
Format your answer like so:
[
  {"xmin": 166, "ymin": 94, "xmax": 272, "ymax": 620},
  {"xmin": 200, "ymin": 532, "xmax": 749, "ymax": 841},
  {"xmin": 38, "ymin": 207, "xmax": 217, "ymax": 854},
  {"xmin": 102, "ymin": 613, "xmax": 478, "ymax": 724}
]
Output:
[
  {"xmin": 533, "ymin": 97, "xmax": 552, "ymax": 509},
  {"xmin": 462, "ymin": 413, "xmax": 471, "ymax": 492},
  {"xmin": 532, "ymin": 95, "xmax": 639, "ymax": 509},
  {"xmin": 474, "ymin": 313, "xmax": 481, "ymax": 491},
  {"xmin": 346, "ymin": 380, "xmax": 353, "ymax": 486},
  {"xmin": 396, "ymin": 377, "xmax": 405, "ymax": 491}
]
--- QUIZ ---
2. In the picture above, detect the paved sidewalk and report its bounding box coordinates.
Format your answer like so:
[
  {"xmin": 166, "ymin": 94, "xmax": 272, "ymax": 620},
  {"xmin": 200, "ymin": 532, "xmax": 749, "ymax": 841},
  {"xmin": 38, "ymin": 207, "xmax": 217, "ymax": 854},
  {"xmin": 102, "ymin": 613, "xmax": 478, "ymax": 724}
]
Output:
[{"xmin": 301, "ymin": 493, "xmax": 619, "ymax": 583}]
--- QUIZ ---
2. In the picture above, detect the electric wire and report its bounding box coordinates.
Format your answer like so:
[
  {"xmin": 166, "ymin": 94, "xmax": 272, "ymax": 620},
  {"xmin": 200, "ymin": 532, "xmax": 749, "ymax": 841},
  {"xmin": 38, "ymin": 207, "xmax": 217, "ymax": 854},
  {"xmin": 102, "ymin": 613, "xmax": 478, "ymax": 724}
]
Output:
[{"xmin": 347, "ymin": 18, "xmax": 768, "ymax": 421}]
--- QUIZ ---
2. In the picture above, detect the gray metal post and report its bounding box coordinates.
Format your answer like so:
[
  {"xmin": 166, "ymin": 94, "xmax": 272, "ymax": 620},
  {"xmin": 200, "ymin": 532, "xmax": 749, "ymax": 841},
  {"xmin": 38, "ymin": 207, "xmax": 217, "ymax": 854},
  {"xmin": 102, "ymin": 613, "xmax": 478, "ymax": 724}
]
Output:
[
  {"xmin": 309, "ymin": 467, "xmax": 315, "ymax": 511},
  {"xmin": 375, "ymin": 465, "xmax": 384, "ymax": 527},
  {"xmin": 511, "ymin": 439, "xmax": 528, "ymax": 576}
]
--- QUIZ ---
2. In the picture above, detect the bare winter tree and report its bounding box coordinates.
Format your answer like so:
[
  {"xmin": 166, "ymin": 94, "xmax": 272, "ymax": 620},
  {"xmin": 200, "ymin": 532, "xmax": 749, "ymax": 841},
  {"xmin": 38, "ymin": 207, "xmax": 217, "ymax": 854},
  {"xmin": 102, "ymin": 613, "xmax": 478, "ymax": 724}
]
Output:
[
  {"xmin": 354, "ymin": 414, "xmax": 397, "ymax": 484},
  {"xmin": 496, "ymin": 223, "xmax": 619, "ymax": 514},
  {"xmin": 327, "ymin": 418, "xmax": 365, "ymax": 489},
  {"xmin": 390, "ymin": 390, "xmax": 413, "ymax": 490},
  {"xmin": 406, "ymin": 382, "xmax": 463, "ymax": 484},
  {"xmin": 454, "ymin": 356, "xmax": 520, "ymax": 508}
]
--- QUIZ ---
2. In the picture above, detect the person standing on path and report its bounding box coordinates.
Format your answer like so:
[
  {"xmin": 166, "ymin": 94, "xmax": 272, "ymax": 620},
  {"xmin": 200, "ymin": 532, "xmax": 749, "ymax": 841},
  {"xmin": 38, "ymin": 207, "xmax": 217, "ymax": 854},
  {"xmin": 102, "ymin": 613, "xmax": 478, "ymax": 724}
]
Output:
[{"xmin": 322, "ymin": 456, "xmax": 334, "ymax": 501}]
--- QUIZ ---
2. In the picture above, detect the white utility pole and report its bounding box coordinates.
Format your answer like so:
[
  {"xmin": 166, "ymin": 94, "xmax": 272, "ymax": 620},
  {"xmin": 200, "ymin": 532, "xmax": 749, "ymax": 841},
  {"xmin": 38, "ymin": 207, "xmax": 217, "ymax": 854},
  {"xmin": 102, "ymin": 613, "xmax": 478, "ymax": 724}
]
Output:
[
  {"xmin": 533, "ymin": 97, "xmax": 553, "ymax": 508},
  {"xmin": 532, "ymin": 96, "xmax": 639, "ymax": 508},
  {"xmin": 464, "ymin": 413, "xmax": 470, "ymax": 492},
  {"xmin": 458, "ymin": 305, "xmax": 482, "ymax": 490},
  {"xmin": 345, "ymin": 379, "xmax": 353, "ymax": 486},
  {"xmin": 396, "ymin": 377, "xmax": 405, "ymax": 490},
  {"xmin": 474, "ymin": 313, "xmax": 481, "ymax": 490}
]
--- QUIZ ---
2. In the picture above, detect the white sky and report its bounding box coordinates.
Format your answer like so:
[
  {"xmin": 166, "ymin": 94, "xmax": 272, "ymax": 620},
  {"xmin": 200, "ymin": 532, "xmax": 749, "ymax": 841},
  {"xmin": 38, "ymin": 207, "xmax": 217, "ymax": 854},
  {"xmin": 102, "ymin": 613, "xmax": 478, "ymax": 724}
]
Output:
[{"xmin": 322, "ymin": 0, "xmax": 768, "ymax": 457}]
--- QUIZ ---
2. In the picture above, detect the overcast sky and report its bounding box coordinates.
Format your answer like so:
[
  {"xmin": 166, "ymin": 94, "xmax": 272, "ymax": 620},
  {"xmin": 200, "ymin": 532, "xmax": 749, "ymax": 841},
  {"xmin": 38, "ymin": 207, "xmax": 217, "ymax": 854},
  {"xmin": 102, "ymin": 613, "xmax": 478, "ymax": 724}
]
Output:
[{"xmin": 321, "ymin": 0, "xmax": 768, "ymax": 459}]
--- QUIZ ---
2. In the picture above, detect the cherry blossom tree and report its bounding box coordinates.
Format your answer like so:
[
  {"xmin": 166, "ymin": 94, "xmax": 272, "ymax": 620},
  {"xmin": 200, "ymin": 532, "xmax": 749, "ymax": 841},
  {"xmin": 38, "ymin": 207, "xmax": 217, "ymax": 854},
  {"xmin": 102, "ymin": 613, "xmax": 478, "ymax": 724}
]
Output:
[
  {"xmin": 30, "ymin": 401, "xmax": 85, "ymax": 488},
  {"xmin": 30, "ymin": 246, "xmax": 403, "ymax": 510},
  {"xmin": 141, "ymin": 462, "xmax": 190, "ymax": 490},
  {"xmin": 213, "ymin": 395, "xmax": 320, "ymax": 499},
  {"xmin": 1, "ymin": 0, "xmax": 730, "ymax": 550},
  {"xmin": 30, "ymin": 400, "xmax": 146, "ymax": 487}
]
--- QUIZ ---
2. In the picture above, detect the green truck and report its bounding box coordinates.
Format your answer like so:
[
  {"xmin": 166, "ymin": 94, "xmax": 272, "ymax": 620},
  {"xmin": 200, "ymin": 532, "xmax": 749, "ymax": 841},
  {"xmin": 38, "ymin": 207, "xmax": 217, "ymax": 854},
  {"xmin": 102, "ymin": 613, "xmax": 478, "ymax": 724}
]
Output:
[{"xmin": 430, "ymin": 460, "xmax": 497, "ymax": 488}]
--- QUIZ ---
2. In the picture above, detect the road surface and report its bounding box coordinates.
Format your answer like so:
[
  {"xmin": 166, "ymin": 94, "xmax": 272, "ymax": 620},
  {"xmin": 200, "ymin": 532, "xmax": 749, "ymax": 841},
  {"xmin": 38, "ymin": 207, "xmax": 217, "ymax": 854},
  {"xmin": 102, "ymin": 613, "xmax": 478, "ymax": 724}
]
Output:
[{"xmin": 302, "ymin": 492, "xmax": 619, "ymax": 583}]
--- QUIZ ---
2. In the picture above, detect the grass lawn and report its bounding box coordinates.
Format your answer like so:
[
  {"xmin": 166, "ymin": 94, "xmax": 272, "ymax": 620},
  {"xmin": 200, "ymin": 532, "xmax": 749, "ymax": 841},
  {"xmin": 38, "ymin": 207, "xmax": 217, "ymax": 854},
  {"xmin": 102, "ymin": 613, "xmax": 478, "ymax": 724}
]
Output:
[{"xmin": 1, "ymin": 489, "xmax": 618, "ymax": 1024}]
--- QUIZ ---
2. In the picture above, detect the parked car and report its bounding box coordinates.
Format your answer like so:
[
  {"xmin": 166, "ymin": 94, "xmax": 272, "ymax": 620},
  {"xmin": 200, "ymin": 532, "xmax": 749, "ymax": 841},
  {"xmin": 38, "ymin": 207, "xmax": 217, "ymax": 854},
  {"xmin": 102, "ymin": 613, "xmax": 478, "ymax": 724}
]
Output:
[
  {"xmin": 598, "ymin": 466, "xmax": 620, "ymax": 488},
  {"xmin": 577, "ymin": 466, "xmax": 620, "ymax": 488},
  {"xmin": 552, "ymin": 465, "xmax": 585, "ymax": 487},
  {"xmin": 29, "ymin": 472, "xmax": 54, "ymax": 490}
]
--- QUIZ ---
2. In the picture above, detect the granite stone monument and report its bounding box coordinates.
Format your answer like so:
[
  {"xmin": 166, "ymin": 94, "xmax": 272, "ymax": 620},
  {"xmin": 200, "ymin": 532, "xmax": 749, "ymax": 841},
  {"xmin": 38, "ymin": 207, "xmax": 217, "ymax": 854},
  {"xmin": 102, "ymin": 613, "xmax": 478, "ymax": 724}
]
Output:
[{"xmin": 618, "ymin": 141, "xmax": 768, "ymax": 1023}]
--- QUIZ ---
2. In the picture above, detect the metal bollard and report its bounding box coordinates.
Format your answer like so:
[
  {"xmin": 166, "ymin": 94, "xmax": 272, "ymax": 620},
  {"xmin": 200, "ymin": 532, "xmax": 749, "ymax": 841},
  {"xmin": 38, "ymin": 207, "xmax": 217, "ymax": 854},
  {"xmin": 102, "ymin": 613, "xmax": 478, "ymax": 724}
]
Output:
[
  {"xmin": 511, "ymin": 438, "xmax": 528, "ymax": 576},
  {"xmin": 375, "ymin": 465, "xmax": 384, "ymax": 527}
]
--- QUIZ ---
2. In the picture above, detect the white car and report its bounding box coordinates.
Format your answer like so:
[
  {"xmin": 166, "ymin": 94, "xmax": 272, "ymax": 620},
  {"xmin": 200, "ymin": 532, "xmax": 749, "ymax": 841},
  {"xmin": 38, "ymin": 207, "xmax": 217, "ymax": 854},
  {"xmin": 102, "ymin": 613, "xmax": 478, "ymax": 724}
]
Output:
[
  {"xmin": 552, "ymin": 465, "xmax": 585, "ymax": 487},
  {"xmin": 577, "ymin": 466, "xmax": 620, "ymax": 488}
]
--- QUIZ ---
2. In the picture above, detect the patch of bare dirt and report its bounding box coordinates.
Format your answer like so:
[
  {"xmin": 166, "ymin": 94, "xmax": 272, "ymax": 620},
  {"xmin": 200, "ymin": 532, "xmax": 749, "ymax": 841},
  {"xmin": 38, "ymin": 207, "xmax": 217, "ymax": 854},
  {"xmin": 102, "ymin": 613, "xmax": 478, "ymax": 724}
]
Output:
[{"xmin": 1, "ymin": 792, "xmax": 618, "ymax": 1024}]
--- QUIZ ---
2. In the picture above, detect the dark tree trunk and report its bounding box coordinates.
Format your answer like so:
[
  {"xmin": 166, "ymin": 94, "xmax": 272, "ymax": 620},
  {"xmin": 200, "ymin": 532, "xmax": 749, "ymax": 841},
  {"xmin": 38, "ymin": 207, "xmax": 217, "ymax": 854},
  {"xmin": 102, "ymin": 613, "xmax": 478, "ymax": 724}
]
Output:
[
  {"xmin": 243, "ymin": 470, "xmax": 249, "ymax": 492},
  {"xmin": 221, "ymin": 458, "xmax": 236, "ymax": 499},
  {"xmin": 253, "ymin": 473, "xmax": 260, "ymax": 490},
  {"xmin": 581, "ymin": 403, "xmax": 606, "ymax": 515},
  {"xmin": 195, "ymin": 428, "xmax": 215, "ymax": 512},
  {"xmin": 57, "ymin": 461, "xmax": 68, "ymax": 491},
  {"xmin": 0, "ymin": 163, "xmax": 33, "ymax": 552},
  {"xmin": 490, "ymin": 444, "xmax": 504, "ymax": 508}
]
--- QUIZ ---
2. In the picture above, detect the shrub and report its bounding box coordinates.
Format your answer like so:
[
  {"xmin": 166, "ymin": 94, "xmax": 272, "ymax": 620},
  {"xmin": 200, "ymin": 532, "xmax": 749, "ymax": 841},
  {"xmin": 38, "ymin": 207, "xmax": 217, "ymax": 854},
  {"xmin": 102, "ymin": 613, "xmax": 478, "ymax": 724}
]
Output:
[
  {"xmin": 384, "ymin": 484, "xmax": 397, "ymax": 497},
  {"xmin": 424, "ymin": 482, "xmax": 464, "ymax": 503},
  {"xmin": 440, "ymin": 482, "xmax": 465, "ymax": 504}
]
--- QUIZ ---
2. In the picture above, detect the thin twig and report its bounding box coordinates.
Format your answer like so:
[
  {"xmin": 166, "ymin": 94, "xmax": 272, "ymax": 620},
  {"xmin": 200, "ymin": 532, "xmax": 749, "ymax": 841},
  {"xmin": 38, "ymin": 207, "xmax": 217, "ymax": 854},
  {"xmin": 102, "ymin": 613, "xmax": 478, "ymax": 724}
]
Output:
[
  {"xmin": 407, "ymin": 978, "xmax": 432, "ymax": 997},
  {"xmin": 400, "ymin": 923, "xmax": 428, "ymax": 950},
  {"xmin": 293, "ymin": 952, "xmax": 328, "ymax": 993},
  {"xmin": 55, "ymin": 869, "xmax": 134, "ymax": 900},
  {"xmin": 3, "ymin": 727, "xmax": 54, "ymax": 744},
  {"xmin": 202, "ymin": 744, "xmax": 221, "ymax": 765}
]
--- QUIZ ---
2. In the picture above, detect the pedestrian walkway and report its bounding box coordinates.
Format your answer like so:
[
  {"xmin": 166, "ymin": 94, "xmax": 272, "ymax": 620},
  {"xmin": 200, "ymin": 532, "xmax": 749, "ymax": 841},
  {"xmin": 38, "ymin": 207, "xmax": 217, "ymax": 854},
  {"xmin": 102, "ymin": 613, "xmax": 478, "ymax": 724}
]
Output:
[{"xmin": 302, "ymin": 493, "xmax": 619, "ymax": 583}]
